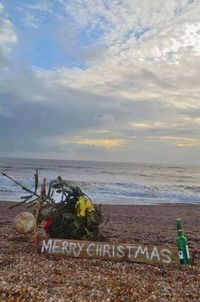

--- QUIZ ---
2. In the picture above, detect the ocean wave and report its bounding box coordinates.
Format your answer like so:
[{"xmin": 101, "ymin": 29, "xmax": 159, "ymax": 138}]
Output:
[
  {"xmin": 183, "ymin": 186, "xmax": 200, "ymax": 192},
  {"xmin": 0, "ymin": 187, "xmax": 13, "ymax": 193},
  {"xmin": 56, "ymin": 165, "xmax": 93, "ymax": 170},
  {"xmin": 0, "ymin": 165, "xmax": 13, "ymax": 169}
]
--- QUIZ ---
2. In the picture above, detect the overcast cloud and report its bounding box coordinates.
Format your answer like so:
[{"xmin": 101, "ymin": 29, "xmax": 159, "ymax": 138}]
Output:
[{"xmin": 0, "ymin": 0, "xmax": 200, "ymax": 164}]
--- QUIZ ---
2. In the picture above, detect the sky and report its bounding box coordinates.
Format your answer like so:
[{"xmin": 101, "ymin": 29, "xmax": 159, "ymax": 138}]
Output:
[{"xmin": 0, "ymin": 0, "xmax": 200, "ymax": 165}]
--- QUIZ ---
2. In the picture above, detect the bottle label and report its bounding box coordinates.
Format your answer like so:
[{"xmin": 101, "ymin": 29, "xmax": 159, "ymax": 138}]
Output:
[
  {"xmin": 178, "ymin": 250, "xmax": 184, "ymax": 259},
  {"xmin": 186, "ymin": 245, "xmax": 190, "ymax": 259}
]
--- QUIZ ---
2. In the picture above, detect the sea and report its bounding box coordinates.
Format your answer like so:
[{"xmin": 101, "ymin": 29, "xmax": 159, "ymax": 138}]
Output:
[{"xmin": 0, "ymin": 157, "xmax": 200, "ymax": 205}]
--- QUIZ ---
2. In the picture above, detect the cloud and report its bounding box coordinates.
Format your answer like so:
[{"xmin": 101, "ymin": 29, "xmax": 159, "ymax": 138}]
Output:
[
  {"xmin": 0, "ymin": 3, "xmax": 17, "ymax": 71},
  {"xmin": 0, "ymin": 18, "xmax": 17, "ymax": 51},
  {"xmin": 0, "ymin": 3, "xmax": 4, "ymax": 14},
  {"xmin": 53, "ymin": 1, "xmax": 200, "ymax": 95},
  {"xmin": 73, "ymin": 138, "xmax": 126, "ymax": 148},
  {"xmin": 0, "ymin": 0, "xmax": 200, "ymax": 163},
  {"xmin": 54, "ymin": 23, "xmax": 79, "ymax": 53},
  {"xmin": 17, "ymin": 1, "xmax": 54, "ymax": 28},
  {"xmin": 26, "ymin": 2, "xmax": 51, "ymax": 13},
  {"xmin": 162, "ymin": 136, "xmax": 200, "ymax": 147}
]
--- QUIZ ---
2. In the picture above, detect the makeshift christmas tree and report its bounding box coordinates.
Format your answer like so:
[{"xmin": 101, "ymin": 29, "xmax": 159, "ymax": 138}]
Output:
[
  {"xmin": 2, "ymin": 171, "xmax": 104, "ymax": 241},
  {"xmin": 40, "ymin": 176, "xmax": 103, "ymax": 240}
]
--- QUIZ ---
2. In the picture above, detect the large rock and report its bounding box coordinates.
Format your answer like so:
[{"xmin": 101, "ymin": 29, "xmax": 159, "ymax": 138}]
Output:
[{"xmin": 14, "ymin": 211, "xmax": 35, "ymax": 234}]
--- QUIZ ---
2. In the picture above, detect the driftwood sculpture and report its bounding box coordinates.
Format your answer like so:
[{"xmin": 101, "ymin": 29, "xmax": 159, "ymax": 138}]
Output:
[{"xmin": 1, "ymin": 171, "xmax": 103, "ymax": 241}]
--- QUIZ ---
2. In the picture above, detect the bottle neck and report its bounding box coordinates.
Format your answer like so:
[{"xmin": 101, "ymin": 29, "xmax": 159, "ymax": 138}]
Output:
[
  {"xmin": 178, "ymin": 229, "xmax": 184, "ymax": 236},
  {"xmin": 176, "ymin": 219, "xmax": 182, "ymax": 230}
]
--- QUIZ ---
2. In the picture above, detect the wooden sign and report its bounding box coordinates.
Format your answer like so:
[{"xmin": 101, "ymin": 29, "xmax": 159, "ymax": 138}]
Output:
[{"xmin": 39, "ymin": 238, "xmax": 180, "ymax": 265}]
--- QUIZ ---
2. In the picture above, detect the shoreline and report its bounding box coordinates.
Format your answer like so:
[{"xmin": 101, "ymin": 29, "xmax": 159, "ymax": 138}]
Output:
[{"xmin": 1, "ymin": 199, "xmax": 200, "ymax": 206}]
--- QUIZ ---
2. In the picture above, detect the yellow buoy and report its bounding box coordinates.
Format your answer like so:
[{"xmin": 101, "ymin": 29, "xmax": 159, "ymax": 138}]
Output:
[{"xmin": 75, "ymin": 196, "xmax": 95, "ymax": 217}]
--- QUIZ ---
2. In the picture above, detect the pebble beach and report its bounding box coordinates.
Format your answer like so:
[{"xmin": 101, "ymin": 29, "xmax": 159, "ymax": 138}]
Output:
[{"xmin": 0, "ymin": 201, "xmax": 200, "ymax": 302}]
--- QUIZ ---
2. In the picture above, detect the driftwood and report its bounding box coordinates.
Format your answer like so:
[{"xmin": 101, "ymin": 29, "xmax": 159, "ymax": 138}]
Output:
[
  {"xmin": 39, "ymin": 238, "xmax": 180, "ymax": 265},
  {"xmin": 1, "ymin": 172, "xmax": 41, "ymax": 209},
  {"xmin": 34, "ymin": 178, "xmax": 46, "ymax": 241}
]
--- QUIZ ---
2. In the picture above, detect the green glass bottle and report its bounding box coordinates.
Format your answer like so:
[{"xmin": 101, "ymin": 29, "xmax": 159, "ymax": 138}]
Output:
[{"xmin": 176, "ymin": 218, "xmax": 191, "ymax": 265}]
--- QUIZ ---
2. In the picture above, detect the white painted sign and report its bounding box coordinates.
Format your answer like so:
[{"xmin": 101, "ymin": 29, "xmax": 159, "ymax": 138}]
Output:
[{"xmin": 39, "ymin": 238, "xmax": 179, "ymax": 265}]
